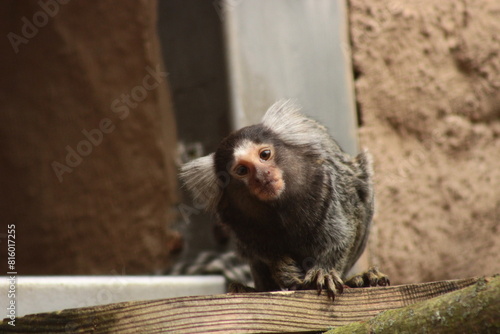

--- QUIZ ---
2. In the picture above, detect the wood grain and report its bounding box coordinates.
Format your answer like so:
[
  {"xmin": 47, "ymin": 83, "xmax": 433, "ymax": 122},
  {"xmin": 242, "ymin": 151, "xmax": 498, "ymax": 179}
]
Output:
[{"xmin": 0, "ymin": 277, "xmax": 481, "ymax": 333}]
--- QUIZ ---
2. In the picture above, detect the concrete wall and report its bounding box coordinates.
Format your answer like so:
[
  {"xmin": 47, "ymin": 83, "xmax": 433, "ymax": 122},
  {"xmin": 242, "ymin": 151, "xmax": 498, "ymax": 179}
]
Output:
[
  {"xmin": 349, "ymin": 0, "xmax": 500, "ymax": 283},
  {"xmin": 0, "ymin": 0, "xmax": 179, "ymax": 274}
]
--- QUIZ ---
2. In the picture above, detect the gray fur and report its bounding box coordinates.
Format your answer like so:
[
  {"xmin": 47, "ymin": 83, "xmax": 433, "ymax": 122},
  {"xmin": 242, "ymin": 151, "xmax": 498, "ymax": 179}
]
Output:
[
  {"xmin": 262, "ymin": 100, "xmax": 341, "ymax": 157},
  {"xmin": 179, "ymin": 153, "xmax": 220, "ymax": 213},
  {"xmin": 180, "ymin": 101, "xmax": 376, "ymax": 295}
]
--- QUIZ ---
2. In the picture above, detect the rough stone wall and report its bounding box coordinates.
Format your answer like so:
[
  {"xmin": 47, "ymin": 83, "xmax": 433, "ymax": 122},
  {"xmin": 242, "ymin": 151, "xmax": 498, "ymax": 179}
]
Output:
[
  {"xmin": 0, "ymin": 0, "xmax": 179, "ymax": 274},
  {"xmin": 349, "ymin": 0, "xmax": 500, "ymax": 284}
]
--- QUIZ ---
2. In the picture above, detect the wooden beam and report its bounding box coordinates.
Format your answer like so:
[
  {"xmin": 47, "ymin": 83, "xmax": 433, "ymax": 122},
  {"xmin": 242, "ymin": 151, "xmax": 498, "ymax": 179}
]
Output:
[
  {"xmin": 326, "ymin": 276, "xmax": 499, "ymax": 333},
  {"xmin": 0, "ymin": 277, "xmax": 487, "ymax": 333}
]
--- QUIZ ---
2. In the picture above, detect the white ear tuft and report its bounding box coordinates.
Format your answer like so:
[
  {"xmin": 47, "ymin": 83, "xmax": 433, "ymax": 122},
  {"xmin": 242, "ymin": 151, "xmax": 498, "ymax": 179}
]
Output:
[
  {"xmin": 356, "ymin": 148, "xmax": 374, "ymax": 180},
  {"xmin": 179, "ymin": 153, "xmax": 221, "ymax": 213},
  {"xmin": 261, "ymin": 99, "xmax": 303, "ymax": 131},
  {"xmin": 261, "ymin": 100, "xmax": 337, "ymax": 156}
]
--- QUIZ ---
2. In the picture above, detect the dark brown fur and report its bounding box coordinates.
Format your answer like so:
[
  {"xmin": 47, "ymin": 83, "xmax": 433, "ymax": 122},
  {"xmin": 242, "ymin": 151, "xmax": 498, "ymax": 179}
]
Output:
[{"xmin": 180, "ymin": 101, "xmax": 389, "ymax": 298}]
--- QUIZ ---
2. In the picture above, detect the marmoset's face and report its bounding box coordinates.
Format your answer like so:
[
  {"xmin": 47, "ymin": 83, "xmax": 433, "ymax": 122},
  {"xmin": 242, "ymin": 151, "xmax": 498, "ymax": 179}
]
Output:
[{"xmin": 230, "ymin": 140, "xmax": 285, "ymax": 201}]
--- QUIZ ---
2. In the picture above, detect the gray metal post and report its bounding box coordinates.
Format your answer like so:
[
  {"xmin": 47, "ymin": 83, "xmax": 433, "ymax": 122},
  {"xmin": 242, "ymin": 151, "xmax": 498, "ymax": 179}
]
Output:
[{"xmin": 224, "ymin": 0, "xmax": 359, "ymax": 155}]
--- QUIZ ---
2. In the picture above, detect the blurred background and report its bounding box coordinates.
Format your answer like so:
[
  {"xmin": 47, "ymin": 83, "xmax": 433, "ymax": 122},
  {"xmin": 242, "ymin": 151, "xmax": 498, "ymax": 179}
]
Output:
[{"xmin": 1, "ymin": 0, "xmax": 499, "ymax": 287}]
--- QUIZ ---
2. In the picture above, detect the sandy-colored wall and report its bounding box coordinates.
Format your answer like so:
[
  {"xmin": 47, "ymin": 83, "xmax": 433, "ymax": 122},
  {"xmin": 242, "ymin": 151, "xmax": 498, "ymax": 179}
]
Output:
[
  {"xmin": 0, "ymin": 1, "xmax": 179, "ymax": 274},
  {"xmin": 349, "ymin": 0, "xmax": 500, "ymax": 284}
]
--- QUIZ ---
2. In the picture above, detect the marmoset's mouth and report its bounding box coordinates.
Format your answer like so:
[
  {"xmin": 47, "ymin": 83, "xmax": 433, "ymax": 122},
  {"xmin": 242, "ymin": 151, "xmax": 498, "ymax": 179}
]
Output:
[{"xmin": 253, "ymin": 178, "xmax": 285, "ymax": 201}]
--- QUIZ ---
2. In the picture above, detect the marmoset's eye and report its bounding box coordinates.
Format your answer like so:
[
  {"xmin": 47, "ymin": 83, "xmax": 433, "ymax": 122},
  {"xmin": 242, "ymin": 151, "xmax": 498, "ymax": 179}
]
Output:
[
  {"xmin": 235, "ymin": 165, "xmax": 249, "ymax": 176},
  {"xmin": 259, "ymin": 149, "xmax": 271, "ymax": 161}
]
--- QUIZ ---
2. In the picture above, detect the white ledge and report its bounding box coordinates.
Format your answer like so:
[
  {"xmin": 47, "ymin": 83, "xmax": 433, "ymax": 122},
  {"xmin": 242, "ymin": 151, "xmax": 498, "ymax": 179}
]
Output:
[{"xmin": 1, "ymin": 275, "xmax": 226, "ymax": 317}]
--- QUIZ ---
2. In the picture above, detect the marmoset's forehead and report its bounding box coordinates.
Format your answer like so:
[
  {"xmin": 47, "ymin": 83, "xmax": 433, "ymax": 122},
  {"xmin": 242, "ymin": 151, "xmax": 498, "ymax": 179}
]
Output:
[{"xmin": 233, "ymin": 140, "xmax": 273, "ymax": 160}]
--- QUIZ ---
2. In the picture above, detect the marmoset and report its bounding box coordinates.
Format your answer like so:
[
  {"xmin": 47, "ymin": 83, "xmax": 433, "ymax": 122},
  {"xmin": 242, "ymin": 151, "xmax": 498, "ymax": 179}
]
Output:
[{"xmin": 180, "ymin": 100, "xmax": 388, "ymax": 299}]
